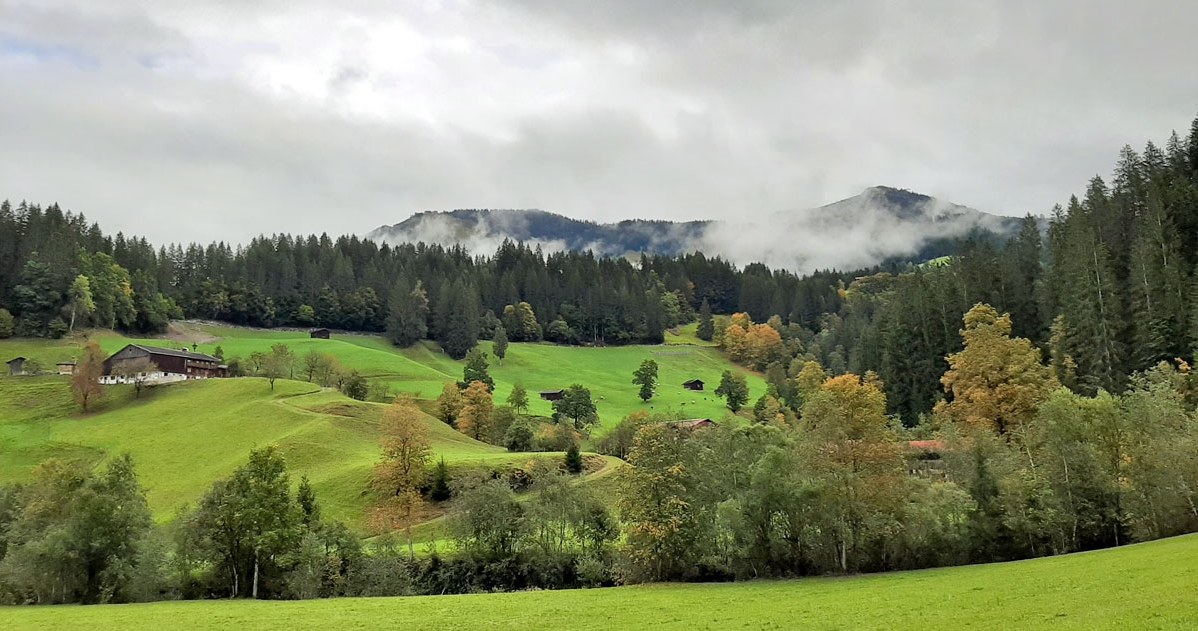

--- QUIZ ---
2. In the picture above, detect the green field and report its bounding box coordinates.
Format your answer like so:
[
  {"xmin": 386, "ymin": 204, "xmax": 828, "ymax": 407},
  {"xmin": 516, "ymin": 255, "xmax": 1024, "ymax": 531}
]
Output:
[
  {"xmin": 8, "ymin": 322, "xmax": 764, "ymax": 427},
  {"xmin": 0, "ymin": 323, "xmax": 758, "ymax": 529},
  {"xmin": 5, "ymin": 533, "xmax": 1195, "ymax": 630},
  {"xmin": 0, "ymin": 376, "xmax": 562, "ymax": 526}
]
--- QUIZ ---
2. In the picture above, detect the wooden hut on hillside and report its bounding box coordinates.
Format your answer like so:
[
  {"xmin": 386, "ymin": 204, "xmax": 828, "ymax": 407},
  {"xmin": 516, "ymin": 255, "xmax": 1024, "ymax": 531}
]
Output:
[
  {"xmin": 310, "ymin": 328, "xmax": 331, "ymax": 339},
  {"xmin": 7, "ymin": 357, "xmax": 27, "ymax": 376},
  {"xmin": 682, "ymin": 379, "xmax": 705, "ymax": 391},
  {"xmin": 539, "ymin": 389, "xmax": 565, "ymax": 401},
  {"xmin": 56, "ymin": 361, "xmax": 76, "ymax": 375}
]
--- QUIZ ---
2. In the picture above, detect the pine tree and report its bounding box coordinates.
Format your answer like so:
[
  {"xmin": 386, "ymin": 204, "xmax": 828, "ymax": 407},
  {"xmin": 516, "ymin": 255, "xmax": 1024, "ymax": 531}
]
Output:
[
  {"xmin": 440, "ymin": 280, "xmax": 480, "ymax": 360},
  {"xmin": 385, "ymin": 278, "xmax": 429, "ymax": 348},
  {"xmin": 694, "ymin": 300, "xmax": 709, "ymax": 342},
  {"xmin": 564, "ymin": 442, "xmax": 584, "ymax": 474},
  {"xmin": 492, "ymin": 324, "xmax": 508, "ymax": 364}
]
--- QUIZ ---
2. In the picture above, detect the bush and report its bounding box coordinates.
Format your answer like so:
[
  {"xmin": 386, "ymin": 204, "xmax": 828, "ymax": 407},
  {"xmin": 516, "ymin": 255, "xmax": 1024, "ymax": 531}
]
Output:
[
  {"xmin": 504, "ymin": 419, "xmax": 535, "ymax": 452},
  {"xmin": 47, "ymin": 317, "xmax": 68, "ymax": 339},
  {"xmin": 341, "ymin": 371, "xmax": 368, "ymax": 400},
  {"xmin": 0, "ymin": 308, "xmax": 13, "ymax": 338}
]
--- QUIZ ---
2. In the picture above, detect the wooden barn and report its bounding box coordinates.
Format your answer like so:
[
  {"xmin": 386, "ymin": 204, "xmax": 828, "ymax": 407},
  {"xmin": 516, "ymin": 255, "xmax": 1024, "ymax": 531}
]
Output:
[
  {"xmin": 7, "ymin": 357, "xmax": 27, "ymax": 376},
  {"xmin": 102, "ymin": 344, "xmax": 226, "ymax": 382},
  {"xmin": 310, "ymin": 328, "xmax": 331, "ymax": 339},
  {"xmin": 56, "ymin": 361, "xmax": 76, "ymax": 375},
  {"xmin": 682, "ymin": 379, "xmax": 704, "ymax": 391},
  {"xmin": 539, "ymin": 389, "xmax": 565, "ymax": 401}
]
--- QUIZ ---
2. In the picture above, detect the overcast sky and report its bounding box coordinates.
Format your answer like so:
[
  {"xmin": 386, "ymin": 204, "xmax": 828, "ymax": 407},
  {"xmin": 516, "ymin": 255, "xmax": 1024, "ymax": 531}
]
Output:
[{"xmin": 1, "ymin": 0, "xmax": 1195, "ymax": 245}]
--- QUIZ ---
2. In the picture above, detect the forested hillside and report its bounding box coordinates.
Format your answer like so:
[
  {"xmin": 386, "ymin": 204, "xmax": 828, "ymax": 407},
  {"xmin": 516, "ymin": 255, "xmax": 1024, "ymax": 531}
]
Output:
[{"xmin": 1, "ymin": 115, "xmax": 1197, "ymax": 419}]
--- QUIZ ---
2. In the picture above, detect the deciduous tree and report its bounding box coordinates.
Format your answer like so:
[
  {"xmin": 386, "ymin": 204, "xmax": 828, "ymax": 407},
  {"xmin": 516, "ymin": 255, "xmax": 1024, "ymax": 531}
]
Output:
[
  {"xmin": 71, "ymin": 340, "xmax": 105, "ymax": 412},
  {"xmin": 632, "ymin": 359, "xmax": 659, "ymax": 402}
]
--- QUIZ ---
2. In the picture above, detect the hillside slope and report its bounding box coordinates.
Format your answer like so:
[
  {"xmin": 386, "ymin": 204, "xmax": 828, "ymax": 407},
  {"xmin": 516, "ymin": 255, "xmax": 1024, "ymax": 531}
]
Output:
[
  {"xmin": 7, "ymin": 532, "xmax": 1196, "ymax": 630},
  {"xmin": 0, "ymin": 377, "xmax": 540, "ymax": 526}
]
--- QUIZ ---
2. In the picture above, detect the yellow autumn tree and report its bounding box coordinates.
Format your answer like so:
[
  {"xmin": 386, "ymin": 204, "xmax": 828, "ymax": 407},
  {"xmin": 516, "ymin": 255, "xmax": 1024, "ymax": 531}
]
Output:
[
  {"xmin": 934, "ymin": 303, "xmax": 1058, "ymax": 437},
  {"xmin": 799, "ymin": 372, "xmax": 906, "ymax": 572},
  {"xmin": 794, "ymin": 360, "xmax": 828, "ymax": 405},
  {"xmin": 744, "ymin": 323, "xmax": 783, "ymax": 369},
  {"xmin": 457, "ymin": 380, "xmax": 494, "ymax": 442},
  {"xmin": 370, "ymin": 396, "xmax": 432, "ymax": 558}
]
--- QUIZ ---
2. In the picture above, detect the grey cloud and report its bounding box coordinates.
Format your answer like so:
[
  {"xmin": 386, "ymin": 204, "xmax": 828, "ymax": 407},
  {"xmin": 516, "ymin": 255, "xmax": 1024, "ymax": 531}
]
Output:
[{"xmin": 0, "ymin": 0, "xmax": 1195, "ymax": 248}]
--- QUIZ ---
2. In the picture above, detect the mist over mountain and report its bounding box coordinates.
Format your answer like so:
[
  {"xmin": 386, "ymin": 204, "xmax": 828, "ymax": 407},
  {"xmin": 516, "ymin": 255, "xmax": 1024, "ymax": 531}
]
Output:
[{"xmin": 365, "ymin": 187, "xmax": 1030, "ymax": 272}]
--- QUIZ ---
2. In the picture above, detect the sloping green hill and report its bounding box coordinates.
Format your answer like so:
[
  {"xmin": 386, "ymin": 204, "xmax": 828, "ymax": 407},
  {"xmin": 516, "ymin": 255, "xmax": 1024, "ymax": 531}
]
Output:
[
  {"xmin": 5, "ymin": 323, "xmax": 764, "ymax": 428},
  {"xmin": 6, "ymin": 533, "xmax": 1196, "ymax": 630},
  {"xmin": 0, "ymin": 376, "xmax": 549, "ymax": 526},
  {"xmin": 112, "ymin": 323, "xmax": 765, "ymax": 425}
]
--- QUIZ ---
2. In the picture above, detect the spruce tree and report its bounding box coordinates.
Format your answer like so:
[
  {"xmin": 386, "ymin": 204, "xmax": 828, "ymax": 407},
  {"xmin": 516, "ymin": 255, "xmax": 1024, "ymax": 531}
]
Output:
[
  {"xmin": 564, "ymin": 442, "xmax": 584, "ymax": 474},
  {"xmin": 492, "ymin": 323, "xmax": 508, "ymax": 364},
  {"xmin": 697, "ymin": 298, "xmax": 714, "ymax": 341}
]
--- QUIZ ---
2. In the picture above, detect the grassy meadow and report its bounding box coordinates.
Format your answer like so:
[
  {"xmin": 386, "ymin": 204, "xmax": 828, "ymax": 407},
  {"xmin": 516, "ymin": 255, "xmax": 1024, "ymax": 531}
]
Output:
[
  {"xmin": 0, "ymin": 322, "xmax": 757, "ymax": 529},
  {"xmin": 6, "ymin": 532, "xmax": 1196, "ymax": 630},
  {"xmin": 0, "ymin": 376, "xmax": 562, "ymax": 527},
  {"xmin": 8, "ymin": 322, "xmax": 763, "ymax": 427}
]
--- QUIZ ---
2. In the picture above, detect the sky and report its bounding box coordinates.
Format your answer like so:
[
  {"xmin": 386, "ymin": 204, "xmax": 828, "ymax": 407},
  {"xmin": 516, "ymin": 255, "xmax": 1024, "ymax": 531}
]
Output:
[{"xmin": 1, "ymin": 0, "xmax": 1196, "ymax": 246}]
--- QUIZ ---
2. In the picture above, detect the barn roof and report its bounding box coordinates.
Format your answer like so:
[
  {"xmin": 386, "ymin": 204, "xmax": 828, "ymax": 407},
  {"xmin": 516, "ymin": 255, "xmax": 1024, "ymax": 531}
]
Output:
[
  {"xmin": 123, "ymin": 344, "xmax": 220, "ymax": 362},
  {"xmin": 539, "ymin": 389, "xmax": 564, "ymax": 394},
  {"xmin": 7, "ymin": 356, "xmax": 27, "ymax": 364},
  {"xmin": 671, "ymin": 418, "xmax": 713, "ymax": 429}
]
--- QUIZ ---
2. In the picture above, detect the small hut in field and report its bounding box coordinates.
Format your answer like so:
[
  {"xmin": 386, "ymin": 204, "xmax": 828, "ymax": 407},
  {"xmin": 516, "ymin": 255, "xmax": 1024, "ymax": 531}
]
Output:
[
  {"xmin": 310, "ymin": 328, "xmax": 331, "ymax": 339},
  {"xmin": 539, "ymin": 389, "xmax": 565, "ymax": 401},
  {"xmin": 7, "ymin": 357, "xmax": 27, "ymax": 376},
  {"xmin": 682, "ymin": 379, "xmax": 705, "ymax": 391}
]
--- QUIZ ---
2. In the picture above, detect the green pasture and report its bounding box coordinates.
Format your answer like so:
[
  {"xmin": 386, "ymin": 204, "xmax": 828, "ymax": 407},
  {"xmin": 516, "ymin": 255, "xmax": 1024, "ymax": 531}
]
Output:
[
  {"xmin": 0, "ymin": 376, "xmax": 569, "ymax": 527},
  {"xmin": 6, "ymin": 532, "xmax": 1196, "ymax": 630}
]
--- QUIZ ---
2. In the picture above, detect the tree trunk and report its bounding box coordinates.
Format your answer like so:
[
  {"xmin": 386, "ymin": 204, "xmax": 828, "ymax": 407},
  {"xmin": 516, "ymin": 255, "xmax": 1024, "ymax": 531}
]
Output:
[{"xmin": 252, "ymin": 551, "xmax": 260, "ymax": 599}]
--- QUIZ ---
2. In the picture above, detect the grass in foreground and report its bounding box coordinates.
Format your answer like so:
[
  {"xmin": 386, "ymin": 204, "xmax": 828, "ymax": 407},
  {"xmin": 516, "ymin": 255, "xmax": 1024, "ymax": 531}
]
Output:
[{"xmin": 5, "ymin": 534, "xmax": 1197, "ymax": 630}]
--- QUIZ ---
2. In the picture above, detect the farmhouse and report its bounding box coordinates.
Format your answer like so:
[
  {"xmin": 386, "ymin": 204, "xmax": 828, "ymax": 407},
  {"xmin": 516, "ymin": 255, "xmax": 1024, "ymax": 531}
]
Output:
[
  {"xmin": 101, "ymin": 344, "xmax": 226, "ymax": 384},
  {"xmin": 682, "ymin": 379, "xmax": 705, "ymax": 391},
  {"xmin": 310, "ymin": 328, "xmax": 331, "ymax": 339},
  {"xmin": 56, "ymin": 361, "xmax": 76, "ymax": 375},
  {"xmin": 6, "ymin": 357, "xmax": 27, "ymax": 376},
  {"xmin": 539, "ymin": 389, "xmax": 565, "ymax": 401}
]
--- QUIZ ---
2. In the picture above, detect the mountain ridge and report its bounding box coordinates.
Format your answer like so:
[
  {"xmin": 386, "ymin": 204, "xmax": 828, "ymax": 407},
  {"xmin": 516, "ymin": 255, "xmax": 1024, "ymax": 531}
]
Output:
[{"xmin": 365, "ymin": 187, "xmax": 1033, "ymax": 272}]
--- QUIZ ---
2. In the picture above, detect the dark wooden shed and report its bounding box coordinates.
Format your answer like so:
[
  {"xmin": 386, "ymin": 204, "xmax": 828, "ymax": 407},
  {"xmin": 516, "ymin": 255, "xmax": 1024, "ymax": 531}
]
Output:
[
  {"xmin": 539, "ymin": 389, "xmax": 565, "ymax": 401},
  {"xmin": 7, "ymin": 357, "xmax": 27, "ymax": 376},
  {"xmin": 310, "ymin": 328, "xmax": 331, "ymax": 339},
  {"xmin": 682, "ymin": 379, "xmax": 705, "ymax": 391}
]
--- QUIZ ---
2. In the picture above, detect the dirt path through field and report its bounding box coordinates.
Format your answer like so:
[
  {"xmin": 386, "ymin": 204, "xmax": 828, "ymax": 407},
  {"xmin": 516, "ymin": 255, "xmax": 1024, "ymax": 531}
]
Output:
[{"xmin": 164, "ymin": 321, "xmax": 221, "ymax": 345}]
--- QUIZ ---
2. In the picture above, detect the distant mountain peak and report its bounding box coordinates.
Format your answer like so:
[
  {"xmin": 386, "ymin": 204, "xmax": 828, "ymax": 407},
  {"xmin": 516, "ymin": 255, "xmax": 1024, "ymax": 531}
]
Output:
[{"xmin": 364, "ymin": 189, "xmax": 1029, "ymax": 273}]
